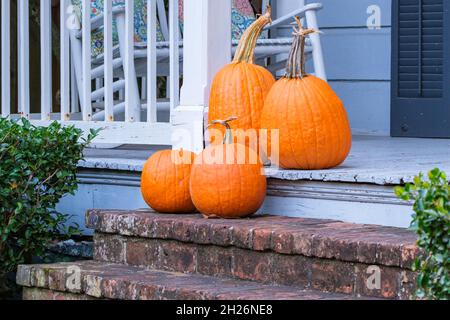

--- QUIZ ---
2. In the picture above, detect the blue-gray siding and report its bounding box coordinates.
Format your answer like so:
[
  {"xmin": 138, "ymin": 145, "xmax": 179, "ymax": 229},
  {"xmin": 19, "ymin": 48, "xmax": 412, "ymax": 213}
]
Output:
[{"xmin": 280, "ymin": 0, "xmax": 392, "ymax": 135}]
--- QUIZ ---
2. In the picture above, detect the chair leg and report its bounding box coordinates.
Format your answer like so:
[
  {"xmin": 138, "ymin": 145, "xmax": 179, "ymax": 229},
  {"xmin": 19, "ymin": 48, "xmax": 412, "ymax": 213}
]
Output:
[{"xmin": 305, "ymin": 10, "xmax": 327, "ymax": 81}]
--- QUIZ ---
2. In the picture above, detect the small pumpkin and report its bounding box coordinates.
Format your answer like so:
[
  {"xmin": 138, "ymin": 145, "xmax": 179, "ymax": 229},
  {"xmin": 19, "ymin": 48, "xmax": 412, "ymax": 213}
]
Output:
[
  {"xmin": 141, "ymin": 149, "xmax": 196, "ymax": 213},
  {"xmin": 190, "ymin": 118, "xmax": 267, "ymax": 219},
  {"xmin": 208, "ymin": 6, "xmax": 275, "ymax": 145},
  {"xmin": 261, "ymin": 18, "xmax": 352, "ymax": 170}
]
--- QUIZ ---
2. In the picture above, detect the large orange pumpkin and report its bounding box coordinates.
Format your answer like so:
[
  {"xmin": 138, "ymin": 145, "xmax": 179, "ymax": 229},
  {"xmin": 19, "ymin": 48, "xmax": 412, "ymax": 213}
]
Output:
[
  {"xmin": 190, "ymin": 118, "xmax": 267, "ymax": 219},
  {"xmin": 208, "ymin": 6, "xmax": 275, "ymax": 145},
  {"xmin": 141, "ymin": 150, "xmax": 196, "ymax": 213},
  {"xmin": 261, "ymin": 19, "xmax": 352, "ymax": 170}
]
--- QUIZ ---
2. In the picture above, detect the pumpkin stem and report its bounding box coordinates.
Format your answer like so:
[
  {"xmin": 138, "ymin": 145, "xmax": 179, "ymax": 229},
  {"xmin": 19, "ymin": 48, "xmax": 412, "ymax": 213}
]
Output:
[
  {"xmin": 285, "ymin": 17, "xmax": 317, "ymax": 79},
  {"xmin": 233, "ymin": 6, "xmax": 272, "ymax": 64},
  {"xmin": 208, "ymin": 117, "xmax": 238, "ymax": 145}
]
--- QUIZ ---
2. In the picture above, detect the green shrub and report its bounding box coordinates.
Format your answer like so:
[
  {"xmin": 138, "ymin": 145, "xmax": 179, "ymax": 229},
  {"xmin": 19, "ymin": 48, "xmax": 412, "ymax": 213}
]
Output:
[
  {"xmin": 395, "ymin": 168, "xmax": 450, "ymax": 300},
  {"xmin": 0, "ymin": 118, "xmax": 98, "ymax": 279}
]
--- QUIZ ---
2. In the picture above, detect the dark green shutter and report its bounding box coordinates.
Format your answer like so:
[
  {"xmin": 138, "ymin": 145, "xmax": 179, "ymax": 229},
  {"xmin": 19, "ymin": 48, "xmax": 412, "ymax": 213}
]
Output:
[{"xmin": 391, "ymin": 0, "xmax": 450, "ymax": 137}]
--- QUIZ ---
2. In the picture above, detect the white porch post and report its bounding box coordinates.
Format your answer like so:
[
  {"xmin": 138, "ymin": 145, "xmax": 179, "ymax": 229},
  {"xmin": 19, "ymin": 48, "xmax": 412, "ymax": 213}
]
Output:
[{"xmin": 172, "ymin": 0, "xmax": 232, "ymax": 153}]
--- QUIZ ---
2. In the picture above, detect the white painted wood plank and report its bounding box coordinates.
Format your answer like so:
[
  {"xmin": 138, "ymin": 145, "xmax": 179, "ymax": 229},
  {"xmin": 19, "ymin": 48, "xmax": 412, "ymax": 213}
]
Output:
[
  {"xmin": 305, "ymin": 28, "xmax": 391, "ymax": 81},
  {"xmin": 263, "ymin": 196, "xmax": 412, "ymax": 229},
  {"xmin": 1, "ymin": 0, "xmax": 11, "ymax": 117},
  {"xmin": 329, "ymin": 81, "xmax": 390, "ymax": 136},
  {"xmin": 18, "ymin": 1, "xmax": 30, "ymax": 119},
  {"xmin": 104, "ymin": 0, "xmax": 114, "ymax": 122},
  {"xmin": 60, "ymin": 0, "xmax": 70, "ymax": 120},
  {"xmin": 180, "ymin": 0, "xmax": 231, "ymax": 106},
  {"xmin": 175, "ymin": 0, "xmax": 231, "ymax": 153},
  {"xmin": 169, "ymin": 0, "xmax": 179, "ymax": 112},
  {"xmin": 31, "ymin": 120, "xmax": 173, "ymax": 146},
  {"xmin": 82, "ymin": 0, "xmax": 92, "ymax": 121},
  {"xmin": 147, "ymin": 0, "xmax": 157, "ymax": 123},
  {"xmin": 40, "ymin": 0, "xmax": 52, "ymax": 120},
  {"xmin": 124, "ymin": 0, "xmax": 139, "ymax": 122},
  {"xmin": 141, "ymin": 77, "xmax": 147, "ymax": 100}
]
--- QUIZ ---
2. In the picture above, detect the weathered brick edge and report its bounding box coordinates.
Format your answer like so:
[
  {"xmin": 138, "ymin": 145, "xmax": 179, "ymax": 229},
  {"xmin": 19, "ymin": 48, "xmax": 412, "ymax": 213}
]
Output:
[
  {"xmin": 86, "ymin": 210, "xmax": 420, "ymax": 270},
  {"xmin": 23, "ymin": 288, "xmax": 96, "ymax": 300},
  {"xmin": 94, "ymin": 233, "xmax": 417, "ymax": 300},
  {"xmin": 17, "ymin": 262, "xmax": 360, "ymax": 300}
]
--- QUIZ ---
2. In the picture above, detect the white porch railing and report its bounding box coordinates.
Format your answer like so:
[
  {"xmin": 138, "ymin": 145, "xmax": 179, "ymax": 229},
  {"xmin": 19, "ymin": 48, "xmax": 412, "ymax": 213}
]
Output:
[{"xmin": 0, "ymin": 0, "xmax": 231, "ymax": 153}]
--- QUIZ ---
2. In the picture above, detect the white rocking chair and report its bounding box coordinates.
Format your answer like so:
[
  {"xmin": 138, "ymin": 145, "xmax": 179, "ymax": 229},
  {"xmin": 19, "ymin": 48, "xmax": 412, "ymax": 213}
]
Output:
[{"xmin": 70, "ymin": 0, "xmax": 326, "ymax": 121}]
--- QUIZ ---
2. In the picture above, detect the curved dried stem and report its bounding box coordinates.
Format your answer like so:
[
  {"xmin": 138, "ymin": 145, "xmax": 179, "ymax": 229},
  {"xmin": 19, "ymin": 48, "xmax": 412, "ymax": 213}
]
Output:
[
  {"xmin": 233, "ymin": 6, "xmax": 272, "ymax": 64},
  {"xmin": 285, "ymin": 16, "xmax": 318, "ymax": 79},
  {"xmin": 207, "ymin": 117, "xmax": 238, "ymax": 145}
]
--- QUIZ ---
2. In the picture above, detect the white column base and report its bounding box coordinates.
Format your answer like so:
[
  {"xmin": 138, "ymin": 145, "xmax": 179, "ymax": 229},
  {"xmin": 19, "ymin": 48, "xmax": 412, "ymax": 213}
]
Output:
[{"xmin": 171, "ymin": 106, "xmax": 205, "ymax": 153}]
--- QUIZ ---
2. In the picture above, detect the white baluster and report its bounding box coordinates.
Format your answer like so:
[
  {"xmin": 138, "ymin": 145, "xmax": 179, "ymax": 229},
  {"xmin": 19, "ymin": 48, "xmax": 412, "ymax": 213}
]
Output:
[
  {"xmin": 60, "ymin": 0, "xmax": 70, "ymax": 120},
  {"xmin": 41, "ymin": 0, "xmax": 52, "ymax": 120},
  {"xmin": 82, "ymin": 0, "xmax": 92, "ymax": 121},
  {"xmin": 18, "ymin": 0, "xmax": 30, "ymax": 119},
  {"xmin": 123, "ymin": 0, "xmax": 140, "ymax": 122},
  {"xmin": 147, "ymin": 0, "xmax": 157, "ymax": 123},
  {"xmin": 104, "ymin": 0, "xmax": 114, "ymax": 122},
  {"xmin": 1, "ymin": 0, "xmax": 11, "ymax": 118},
  {"xmin": 169, "ymin": 0, "xmax": 180, "ymax": 112}
]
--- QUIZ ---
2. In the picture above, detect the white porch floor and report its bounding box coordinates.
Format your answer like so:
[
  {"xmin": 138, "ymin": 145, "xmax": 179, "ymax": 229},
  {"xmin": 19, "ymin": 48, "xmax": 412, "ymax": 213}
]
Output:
[{"xmin": 82, "ymin": 135, "xmax": 450, "ymax": 186}]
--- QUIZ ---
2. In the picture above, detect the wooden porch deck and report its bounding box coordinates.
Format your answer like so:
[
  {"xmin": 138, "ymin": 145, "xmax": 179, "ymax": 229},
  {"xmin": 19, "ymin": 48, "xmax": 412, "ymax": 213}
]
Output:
[{"xmin": 82, "ymin": 135, "xmax": 450, "ymax": 186}]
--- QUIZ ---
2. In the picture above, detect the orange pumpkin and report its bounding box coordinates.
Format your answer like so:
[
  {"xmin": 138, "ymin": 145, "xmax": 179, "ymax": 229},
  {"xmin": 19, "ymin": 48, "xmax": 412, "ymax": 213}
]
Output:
[
  {"xmin": 208, "ymin": 6, "xmax": 275, "ymax": 145},
  {"xmin": 261, "ymin": 18, "xmax": 352, "ymax": 170},
  {"xmin": 190, "ymin": 118, "xmax": 267, "ymax": 219},
  {"xmin": 141, "ymin": 150, "xmax": 196, "ymax": 213}
]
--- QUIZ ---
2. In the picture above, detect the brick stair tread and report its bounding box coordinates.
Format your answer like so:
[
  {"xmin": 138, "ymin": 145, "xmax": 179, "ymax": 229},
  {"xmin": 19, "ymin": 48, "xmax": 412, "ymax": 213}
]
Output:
[
  {"xmin": 17, "ymin": 261, "xmax": 373, "ymax": 300},
  {"xmin": 86, "ymin": 210, "xmax": 420, "ymax": 269}
]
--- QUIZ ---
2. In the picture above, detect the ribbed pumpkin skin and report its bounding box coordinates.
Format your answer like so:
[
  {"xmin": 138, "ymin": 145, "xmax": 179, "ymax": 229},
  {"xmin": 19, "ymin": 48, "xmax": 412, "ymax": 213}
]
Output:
[
  {"xmin": 261, "ymin": 76, "xmax": 352, "ymax": 170},
  {"xmin": 141, "ymin": 150, "xmax": 196, "ymax": 213},
  {"xmin": 189, "ymin": 144, "xmax": 267, "ymax": 218},
  {"xmin": 208, "ymin": 62, "xmax": 275, "ymax": 142}
]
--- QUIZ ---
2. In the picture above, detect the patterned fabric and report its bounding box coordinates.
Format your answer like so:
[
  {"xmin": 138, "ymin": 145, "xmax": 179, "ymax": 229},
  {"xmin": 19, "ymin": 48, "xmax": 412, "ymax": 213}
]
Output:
[
  {"xmin": 72, "ymin": 0, "xmax": 260, "ymax": 58},
  {"xmin": 177, "ymin": 0, "xmax": 259, "ymax": 41}
]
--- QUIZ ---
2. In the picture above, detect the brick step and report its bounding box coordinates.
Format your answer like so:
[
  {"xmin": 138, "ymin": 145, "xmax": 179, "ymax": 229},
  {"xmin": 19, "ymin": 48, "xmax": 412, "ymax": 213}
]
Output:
[
  {"xmin": 17, "ymin": 261, "xmax": 366, "ymax": 300},
  {"xmin": 87, "ymin": 210, "xmax": 420, "ymax": 300}
]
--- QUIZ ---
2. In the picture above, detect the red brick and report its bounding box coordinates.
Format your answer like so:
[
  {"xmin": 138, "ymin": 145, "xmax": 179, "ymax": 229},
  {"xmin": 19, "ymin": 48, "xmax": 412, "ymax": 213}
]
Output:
[
  {"xmin": 400, "ymin": 244, "xmax": 420, "ymax": 269},
  {"xmin": 23, "ymin": 288, "xmax": 95, "ymax": 300},
  {"xmin": 271, "ymin": 254, "xmax": 311, "ymax": 288},
  {"xmin": 48, "ymin": 268, "xmax": 67, "ymax": 292},
  {"xmin": 355, "ymin": 264, "xmax": 401, "ymax": 299},
  {"xmin": 87, "ymin": 210, "xmax": 417, "ymax": 270},
  {"xmin": 312, "ymin": 234, "xmax": 359, "ymax": 262},
  {"xmin": 152, "ymin": 217, "xmax": 175, "ymax": 239},
  {"xmin": 399, "ymin": 270, "xmax": 418, "ymax": 300},
  {"xmin": 311, "ymin": 260, "xmax": 355, "ymax": 294},
  {"xmin": 272, "ymin": 231, "xmax": 295, "ymax": 254},
  {"xmin": 376, "ymin": 242, "xmax": 402, "ymax": 267},
  {"xmin": 230, "ymin": 225, "xmax": 253, "ymax": 249},
  {"xmin": 94, "ymin": 234, "xmax": 125, "ymax": 263},
  {"xmin": 197, "ymin": 246, "xmax": 233, "ymax": 277},
  {"xmin": 172, "ymin": 220, "xmax": 195, "ymax": 242},
  {"xmin": 125, "ymin": 239, "xmax": 159, "ymax": 268},
  {"xmin": 232, "ymin": 249, "xmax": 273, "ymax": 283},
  {"xmin": 252, "ymin": 228, "xmax": 273, "ymax": 251},
  {"xmin": 210, "ymin": 223, "xmax": 232, "ymax": 246},
  {"xmin": 191, "ymin": 222, "xmax": 212, "ymax": 244},
  {"xmin": 157, "ymin": 240, "xmax": 197, "ymax": 273}
]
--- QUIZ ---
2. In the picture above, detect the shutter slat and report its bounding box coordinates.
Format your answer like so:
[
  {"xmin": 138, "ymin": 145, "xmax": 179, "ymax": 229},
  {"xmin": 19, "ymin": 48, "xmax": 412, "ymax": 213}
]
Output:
[{"xmin": 398, "ymin": 0, "xmax": 443, "ymax": 98}]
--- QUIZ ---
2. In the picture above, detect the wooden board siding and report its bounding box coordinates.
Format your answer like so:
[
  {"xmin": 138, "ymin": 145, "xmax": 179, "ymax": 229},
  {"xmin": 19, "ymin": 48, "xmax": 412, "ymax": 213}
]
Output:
[{"xmin": 278, "ymin": 0, "xmax": 392, "ymax": 135}]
